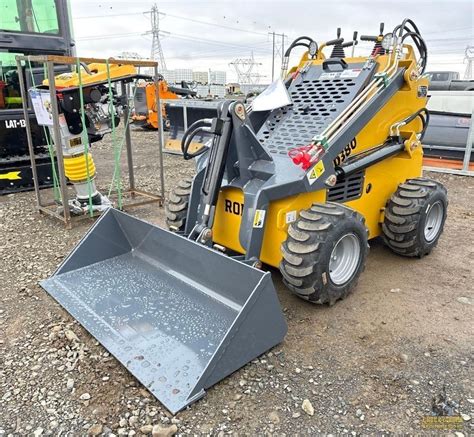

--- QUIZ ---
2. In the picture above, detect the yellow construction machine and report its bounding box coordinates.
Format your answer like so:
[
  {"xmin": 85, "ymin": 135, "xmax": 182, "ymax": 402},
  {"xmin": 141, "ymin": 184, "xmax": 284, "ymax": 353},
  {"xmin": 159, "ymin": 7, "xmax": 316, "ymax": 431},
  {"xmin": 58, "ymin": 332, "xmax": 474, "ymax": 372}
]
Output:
[
  {"xmin": 40, "ymin": 61, "xmax": 143, "ymax": 213},
  {"xmin": 132, "ymin": 78, "xmax": 197, "ymax": 130},
  {"xmin": 41, "ymin": 19, "xmax": 447, "ymax": 413}
]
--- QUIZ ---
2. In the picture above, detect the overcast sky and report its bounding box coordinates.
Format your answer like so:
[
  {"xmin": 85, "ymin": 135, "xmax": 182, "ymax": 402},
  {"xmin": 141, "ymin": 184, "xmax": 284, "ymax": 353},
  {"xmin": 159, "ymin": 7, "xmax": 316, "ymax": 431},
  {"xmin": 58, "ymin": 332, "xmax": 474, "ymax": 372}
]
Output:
[{"xmin": 70, "ymin": 0, "xmax": 473, "ymax": 82}]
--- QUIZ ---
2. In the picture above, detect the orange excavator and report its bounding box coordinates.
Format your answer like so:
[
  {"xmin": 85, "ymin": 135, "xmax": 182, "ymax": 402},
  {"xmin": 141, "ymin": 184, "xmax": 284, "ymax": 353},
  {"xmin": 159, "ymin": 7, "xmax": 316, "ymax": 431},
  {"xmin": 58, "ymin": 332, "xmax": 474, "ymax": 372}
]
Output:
[{"xmin": 132, "ymin": 78, "xmax": 196, "ymax": 130}]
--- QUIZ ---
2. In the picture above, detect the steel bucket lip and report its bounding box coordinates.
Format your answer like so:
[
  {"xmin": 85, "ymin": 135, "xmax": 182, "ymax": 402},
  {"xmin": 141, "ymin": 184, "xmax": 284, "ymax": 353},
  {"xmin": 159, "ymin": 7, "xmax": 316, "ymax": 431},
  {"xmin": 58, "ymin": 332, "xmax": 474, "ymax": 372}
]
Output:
[{"xmin": 52, "ymin": 207, "xmax": 267, "ymax": 277}]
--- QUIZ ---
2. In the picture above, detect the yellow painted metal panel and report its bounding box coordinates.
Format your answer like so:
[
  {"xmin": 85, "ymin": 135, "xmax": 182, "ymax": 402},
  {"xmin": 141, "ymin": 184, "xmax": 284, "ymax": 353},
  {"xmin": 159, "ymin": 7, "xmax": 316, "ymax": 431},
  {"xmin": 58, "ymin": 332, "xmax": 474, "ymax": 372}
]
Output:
[{"xmin": 211, "ymin": 48, "xmax": 427, "ymax": 268}]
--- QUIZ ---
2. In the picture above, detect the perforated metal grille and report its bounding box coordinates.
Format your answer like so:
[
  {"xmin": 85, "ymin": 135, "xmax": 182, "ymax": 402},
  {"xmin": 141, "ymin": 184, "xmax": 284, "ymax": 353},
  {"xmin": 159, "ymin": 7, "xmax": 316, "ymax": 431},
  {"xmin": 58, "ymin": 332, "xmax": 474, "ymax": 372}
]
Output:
[
  {"xmin": 256, "ymin": 65, "xmax": 372, "ymax": 156},
  {"xmin": 327, "ymin": 171, "xmax": 365, "ymax": 202}
]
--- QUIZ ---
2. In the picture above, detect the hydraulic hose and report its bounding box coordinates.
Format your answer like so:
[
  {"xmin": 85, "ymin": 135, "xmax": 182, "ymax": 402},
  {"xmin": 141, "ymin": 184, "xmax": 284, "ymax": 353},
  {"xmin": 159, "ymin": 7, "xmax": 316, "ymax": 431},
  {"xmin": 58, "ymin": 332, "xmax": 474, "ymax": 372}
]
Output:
[
  {"xmin": 401, "ymin": 32, "xmax": 428, "ymax": 74},
  {"xmin": 405, "ymin": 108, "xmax": 430, "ymax": 141},
  {"xmin": 181, "ymin": 119, "xmax": 212, "ymax": 160},
  {"xmin": 281, "ymin": 36, "xmax": 318, "ymax": 78},
  {"xmin": 284, "ymin": 36, "xmax": 314, "ymax": 57},
  {"xmin": 393, "ymin": 19, "xmax": 427, "ymax": 74},
  {"xmin": 390, "ymin": 108, "xmax": 430, "ymax": 141}
]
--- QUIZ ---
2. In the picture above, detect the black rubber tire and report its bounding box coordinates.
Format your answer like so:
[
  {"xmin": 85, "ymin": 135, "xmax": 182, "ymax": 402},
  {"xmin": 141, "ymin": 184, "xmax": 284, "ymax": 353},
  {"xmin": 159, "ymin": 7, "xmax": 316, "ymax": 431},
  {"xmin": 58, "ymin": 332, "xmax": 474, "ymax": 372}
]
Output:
[
  {"xmin": 382, "ymin": 177, "xmax": 448, "ymax": 257},
  {"xmin": 280, "ymin": 202, "xmax": 369, "ymax": 305},
  {"xmin": 165, "ymin": 177, "xmax": 193, "ymax": 230}
]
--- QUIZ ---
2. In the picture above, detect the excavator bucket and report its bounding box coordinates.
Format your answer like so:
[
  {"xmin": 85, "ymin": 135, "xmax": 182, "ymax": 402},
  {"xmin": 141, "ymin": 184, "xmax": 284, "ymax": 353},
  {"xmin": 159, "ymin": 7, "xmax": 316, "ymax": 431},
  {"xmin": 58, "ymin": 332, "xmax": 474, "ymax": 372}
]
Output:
[{"xmin": 40, "ymin": 208, "xmax": 287, "ymax": 414}]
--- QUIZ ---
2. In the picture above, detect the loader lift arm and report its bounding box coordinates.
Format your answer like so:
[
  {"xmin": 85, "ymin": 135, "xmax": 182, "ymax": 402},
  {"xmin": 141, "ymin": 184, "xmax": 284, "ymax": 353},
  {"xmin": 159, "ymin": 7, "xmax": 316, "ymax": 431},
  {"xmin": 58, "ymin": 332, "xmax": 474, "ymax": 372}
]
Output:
[{"xmin": 185, "ymin": 101, "xmax": 235, "ymax": 243}]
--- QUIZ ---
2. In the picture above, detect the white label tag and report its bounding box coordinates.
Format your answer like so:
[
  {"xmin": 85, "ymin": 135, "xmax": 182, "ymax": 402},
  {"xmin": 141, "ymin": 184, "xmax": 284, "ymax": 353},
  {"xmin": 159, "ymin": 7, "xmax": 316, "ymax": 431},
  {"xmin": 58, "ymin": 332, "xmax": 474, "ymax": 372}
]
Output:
[
  {"xmin": 340, "ymin": 68, "xmax": 361, "ymax": 78},
  {"xmin": 253, "ymin": 209, "xmax": 266, "ymax": 228},
  {"xmin": 285, "ymin": 210, "xmax": 297, "ymax": 224},
  {"xmin": 29, "ymin": 89, "xmax": 54, "ymax": 126},
  {"xmin": 320, "ymin": 72, "xmax": 339, "ymax": 79}
]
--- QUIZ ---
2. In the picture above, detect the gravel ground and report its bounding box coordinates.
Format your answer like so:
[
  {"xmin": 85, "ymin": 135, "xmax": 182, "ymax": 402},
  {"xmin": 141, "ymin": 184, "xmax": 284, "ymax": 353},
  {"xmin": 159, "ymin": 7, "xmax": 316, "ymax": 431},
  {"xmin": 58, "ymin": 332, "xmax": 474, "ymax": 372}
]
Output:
[{"xmin": 0, "ymin": 128, "xmax": 473, "ymax": 436}]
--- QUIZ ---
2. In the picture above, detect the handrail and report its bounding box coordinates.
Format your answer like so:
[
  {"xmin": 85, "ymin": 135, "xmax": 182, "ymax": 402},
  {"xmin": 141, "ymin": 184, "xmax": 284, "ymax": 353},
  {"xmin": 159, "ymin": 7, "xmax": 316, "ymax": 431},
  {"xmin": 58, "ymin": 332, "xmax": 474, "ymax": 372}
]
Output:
[{"xmin": 313, "ymin": 34, "xmax": 402, "ymax": 146}]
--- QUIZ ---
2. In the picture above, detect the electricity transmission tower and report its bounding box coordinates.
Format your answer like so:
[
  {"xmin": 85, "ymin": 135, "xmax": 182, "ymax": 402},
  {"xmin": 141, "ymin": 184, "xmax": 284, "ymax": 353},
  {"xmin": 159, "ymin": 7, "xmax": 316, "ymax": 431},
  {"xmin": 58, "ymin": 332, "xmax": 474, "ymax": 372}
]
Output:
[
  {"xmin": 144, "ymin": 3, "xmax": 167, "ymax": 73},
  {"xmin": 464, "ymin": 45, "xmax": 474, "ymax": 80},
  {"xmin": 229, "ymin": 53, "xmax": 264, "ymax": 85}
]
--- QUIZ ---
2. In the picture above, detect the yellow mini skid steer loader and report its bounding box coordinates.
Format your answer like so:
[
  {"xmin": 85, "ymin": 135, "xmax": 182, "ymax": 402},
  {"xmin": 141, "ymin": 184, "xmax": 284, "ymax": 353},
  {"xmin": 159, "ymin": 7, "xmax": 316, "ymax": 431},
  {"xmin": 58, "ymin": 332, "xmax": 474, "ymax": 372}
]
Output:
[{"xmin": 41, "ymin": 19, "xmax": 447, "ymax": 413}]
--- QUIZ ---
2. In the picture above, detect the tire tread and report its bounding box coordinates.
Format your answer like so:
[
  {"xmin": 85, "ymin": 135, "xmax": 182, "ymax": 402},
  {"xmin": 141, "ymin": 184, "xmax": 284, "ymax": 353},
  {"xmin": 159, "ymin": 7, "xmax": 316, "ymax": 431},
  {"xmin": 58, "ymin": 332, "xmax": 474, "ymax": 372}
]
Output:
[
  {"xmin": 382, "ymin": 178, "xmax": 448, "ymax": 257},
  {"xmin": 280, "ymin": 202, "xmax": 368, "ymax": 305},
  {"xmin": 165, "ymin": 177, "xmax": 193, "ymax": 230}
]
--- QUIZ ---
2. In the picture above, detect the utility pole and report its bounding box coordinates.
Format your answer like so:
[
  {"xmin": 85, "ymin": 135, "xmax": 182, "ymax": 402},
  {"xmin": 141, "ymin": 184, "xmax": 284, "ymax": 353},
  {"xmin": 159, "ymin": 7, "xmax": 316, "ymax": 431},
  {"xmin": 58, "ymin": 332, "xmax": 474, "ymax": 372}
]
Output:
[
  {"xmin": 464, "ymin": 45, "xmax": 474, "ymax": 80},
  {"xmin": 270, "ymin": 32, "xmax": 275, "ymax": 81},
  {"xmin": 281, "ymin": 33, "xmax": 286, "ymax": 64},
  {"xmin": 269, "ymin": 31, "xmax": 287, "ymax": 81},
  {"xmin": 144, "ymin": 3, "xmax": 168, "ymax": 73}
]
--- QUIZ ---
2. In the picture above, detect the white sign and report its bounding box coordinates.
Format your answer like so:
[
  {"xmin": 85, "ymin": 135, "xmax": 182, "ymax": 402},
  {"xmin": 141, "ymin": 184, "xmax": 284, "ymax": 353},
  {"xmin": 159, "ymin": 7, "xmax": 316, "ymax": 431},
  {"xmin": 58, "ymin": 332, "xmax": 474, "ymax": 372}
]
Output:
[
  {"xmin": 340, "ymin": 69, "xmax": 362, "ymax": 78},
  {"xmin": 285, "ymin": 210, "xmax": 297, "ymax": 224},
  {"xmin": 29, "ymin": 89, "xmax": 54, "ymax": 126},
  {"xmin": 251, "ymin": 79, "xmax": 292, "ymax": 112},
  {"xmin": 253, "ymin": 209, "xmax": 266, "ymax": 228}
]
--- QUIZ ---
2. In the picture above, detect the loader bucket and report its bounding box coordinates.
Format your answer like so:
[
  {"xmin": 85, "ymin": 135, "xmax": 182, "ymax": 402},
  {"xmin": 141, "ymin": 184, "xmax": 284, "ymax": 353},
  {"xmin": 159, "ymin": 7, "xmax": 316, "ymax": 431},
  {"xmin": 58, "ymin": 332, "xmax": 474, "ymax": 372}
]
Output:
[{"xmin": 40, "ymin": 208, "xmax": 287, "ymax": 414}]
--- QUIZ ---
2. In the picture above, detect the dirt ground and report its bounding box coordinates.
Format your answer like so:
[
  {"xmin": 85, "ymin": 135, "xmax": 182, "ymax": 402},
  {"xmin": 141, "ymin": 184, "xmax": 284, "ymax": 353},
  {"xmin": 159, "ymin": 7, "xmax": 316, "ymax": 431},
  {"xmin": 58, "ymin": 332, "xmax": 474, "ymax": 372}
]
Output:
[{"xmin": 0, "ymin": 128, "xmax": 473, "ymax": 436}]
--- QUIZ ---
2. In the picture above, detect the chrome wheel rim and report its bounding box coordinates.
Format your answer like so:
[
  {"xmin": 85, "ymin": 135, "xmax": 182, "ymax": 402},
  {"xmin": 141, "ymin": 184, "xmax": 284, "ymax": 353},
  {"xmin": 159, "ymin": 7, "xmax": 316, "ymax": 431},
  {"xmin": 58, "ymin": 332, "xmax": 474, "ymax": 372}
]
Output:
[
  {"xmin": 329, "ymin": 233, "xmax": 361, "ymax": 286},
  {"xmin": 424, "ymin": 201, "xmax": 444, "ymax": 242}
]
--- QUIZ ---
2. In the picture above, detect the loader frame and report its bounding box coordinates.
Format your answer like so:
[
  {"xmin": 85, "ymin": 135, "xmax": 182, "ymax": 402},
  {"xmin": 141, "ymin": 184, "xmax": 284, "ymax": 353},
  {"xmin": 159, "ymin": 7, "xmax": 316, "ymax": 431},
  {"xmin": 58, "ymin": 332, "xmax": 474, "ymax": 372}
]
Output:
[
  {"xmin": 182, "ymin": 46, "xmax": 428, "ymax": 267},
  {"xmin": 41, "ymin": 18, "xmax": 435, "ymax": 416}
]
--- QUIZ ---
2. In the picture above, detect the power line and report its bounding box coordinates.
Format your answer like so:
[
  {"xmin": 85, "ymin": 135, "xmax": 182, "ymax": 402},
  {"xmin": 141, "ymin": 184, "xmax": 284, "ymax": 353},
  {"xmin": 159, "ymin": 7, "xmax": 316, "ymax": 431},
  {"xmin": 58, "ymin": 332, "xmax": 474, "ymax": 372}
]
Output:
[
  {"xmin": 425, "ymin": 36, "xmax": 474, "ymax": 43},
  {"xmin": 77, "ymin": 29, "xmax": 272, "ymax": 55},
  {"xmin": 163, "ymin": 12, "xmax": 270, "ymax": 37},
  {"xmin": 74, "ymin": 12, "xmax": 143, "ymax": 19},
  {"xmin": 423, "ymin": 26, "xmax": 473, "ymax": 36},
  {"xmin": 162, "ymin": 43, "xmax": 272, "ymax": 60},
  {"xmin": 165, "ymin": 31, "xmax": 270, "ymax": 52},
  {"xmin": 74, "ymin": 10, "xmax": 272, "ymax": 37},
  {"xmin": 77, "ymin": 32, "xmax": 141, "ymax": 41}
]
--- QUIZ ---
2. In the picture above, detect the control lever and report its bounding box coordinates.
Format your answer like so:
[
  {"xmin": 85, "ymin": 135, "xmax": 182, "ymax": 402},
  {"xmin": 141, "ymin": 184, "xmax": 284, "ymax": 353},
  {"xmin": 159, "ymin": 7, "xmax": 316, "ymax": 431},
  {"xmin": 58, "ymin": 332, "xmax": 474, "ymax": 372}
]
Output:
[
  {"xmin": 360, "ymin": 35, "xmax": 378, "ymax": 42},
  {"xmin": 341, "ymin": 42, "xmax": 355, "ymax": 48},
  {"xmin": 360, "ymin": 22, "xmax": 384, "ymax": 43},
  {"xmin": 325, "ymin": 37, "xmax": 344, "ymax": 46},
  {"xmin": 351, "ymin": 31, "xmax": 358, "ymax": 57},
  {"xmin": 341, "ymin": 32, "xmax": 359, "ymax": 57}
]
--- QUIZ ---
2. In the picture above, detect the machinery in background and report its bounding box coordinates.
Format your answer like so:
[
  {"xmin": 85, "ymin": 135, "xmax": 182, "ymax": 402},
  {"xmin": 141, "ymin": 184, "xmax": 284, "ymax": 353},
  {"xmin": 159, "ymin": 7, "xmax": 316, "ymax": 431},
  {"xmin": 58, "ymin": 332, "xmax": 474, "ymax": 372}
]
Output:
[
  {"xmin": 42, "ymin": 62, "xmax": 138, "ymax": 142},
  {"xmin": 0, "ymin": 0, "xmax": 74, "ymax": 194},
  {"xmin": 42, "ymin": 19, "xmax": 448, "ymax": 414},
  {"xmin": 38, "ymin": 62, "xmax": 148, "ymax": 214},
  {"xmin": 132, "ymin": 78, "xmax": 196, "ymax": 130},
  {"xmin": 164, "ymin": 99, "xmax": 222, "ymax": 153},
  {"xmin": 426, "ymin": 71, "xmax": 474, "ymax": 91},
  {"xmin": 422, "ymin": 90, "xmax": 473, "ymax": 172},
  {"xmin": 421, "ymin": 71, "xmax": 473, "ymax": 172}
]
